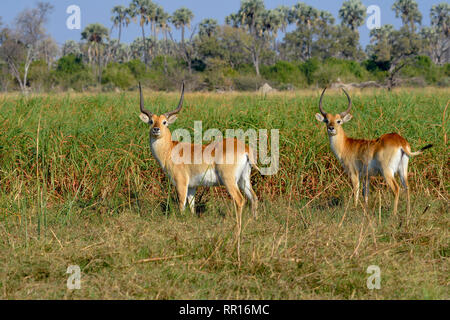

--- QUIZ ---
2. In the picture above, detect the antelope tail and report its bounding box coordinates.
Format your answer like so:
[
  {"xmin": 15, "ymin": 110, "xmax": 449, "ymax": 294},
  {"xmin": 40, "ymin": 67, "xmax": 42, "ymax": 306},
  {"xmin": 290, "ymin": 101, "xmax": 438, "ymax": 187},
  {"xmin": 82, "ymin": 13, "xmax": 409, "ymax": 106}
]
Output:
[{"xmin": 403, "ymin": 144, "xmax": 433, "ymax": 157}]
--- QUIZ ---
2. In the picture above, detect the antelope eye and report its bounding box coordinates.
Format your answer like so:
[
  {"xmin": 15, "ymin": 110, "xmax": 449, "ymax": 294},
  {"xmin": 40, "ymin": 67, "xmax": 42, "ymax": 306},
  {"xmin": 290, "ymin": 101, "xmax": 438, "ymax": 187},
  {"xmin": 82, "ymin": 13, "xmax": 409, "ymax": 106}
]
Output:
[
  {"xmin": 149, "ymin": 119, "xmax": 154, "ymax": 125},
  {"xmin": 337, "ymin": 120, "xmax": 342, "ymax": 124},
  {"xmin": 162, "ymin": 120, "xmax": 168, "ymax": 125}
]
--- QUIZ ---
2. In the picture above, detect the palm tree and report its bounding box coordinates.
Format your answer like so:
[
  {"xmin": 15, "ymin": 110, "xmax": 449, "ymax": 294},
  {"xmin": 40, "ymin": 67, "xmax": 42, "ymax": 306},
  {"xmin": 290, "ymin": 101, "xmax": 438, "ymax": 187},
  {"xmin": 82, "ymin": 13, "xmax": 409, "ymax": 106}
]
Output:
[
  {"xmin": 235, "ymin": 0, "xmax": 266, "ymax": 75},
  {"xmin": 199, "ymin": 19, "xmax": 218, "ymax": 38},
  {"xmin": 81, "ymin": 23, "xmax": 109, "ymax": 81},
  {"xmin": 113, "ymin": 42, "xmax": 132, "ymax": 63},
  {"xmin": 289, "ymin": 2, "xmax": 319, "ymax": 30},
  {"xmin": 261, "ymin": 9, "xmax": 282, "ymax": 51},
  {"xmin": 170, "ymin": 7, "xmax": 194, "ymax": 75},
  {"xmin": 225, "ymin": 13, "xmax": 240, "ymax": 27},
  {"xmin": 238, "ymin": 0, "xmax": 265, "ymax": 35},
  {"xmin": 370, "ymin": 24, "xmax": 395, "ymax": 42},
  {"xmin": 145, "ymin": 2, "xmax": 158, "ymax": 41},
  {"xmin": 289, "ymin": 3, "xmax": 319, "ymax": 60},
  {"xmin": 62, "ymin": 40, "xmax": 81, "ymax": 57},
  {"xmin": 154, "ymin": 5, "xmax": 170, "ymax": 57},
  {"xmin": 130, "ymin": 37, "xmax": 146, "ymax": 61},
  {"xmin": 111, "ymin": 5, "xmax": 130, "ymax": 45},
  {"xmin": 367, "ymin": 24, "xmax": 395, "ymax": 61},
  {"xmin": 155, "ymin": 6, "xmax": 170, "ymax": 34},
  {"xmin": 339, "ymin": 0, "xmax": 366, "ymax": 32},
  {"xmin": 318, "ymin": 10, "xmax": 335, "ymax": 26},
  {"xmin": 392, "ymin": 0, "xmax": 422, "ymax": 33},
  {"xmin": 430, "ymin": 3, "xmax": 449, "ymax": 37},
  {"xmin": 129, "ymin": 0, "xmax": 153, "ymax": 65},
  {"xmin": 153, "ymin": 5, "xmax": 168, "ymax": 40},
  {"xmin": 312, "ymin": 10, "xmax": 337, "ymax": 60},
  {"xmin": 81, "ymin": 23, "xmax": 109, "ymax": 62},
  {"xmin": 338, "ymin": 0, "xmax": 366, "ymax": 61},
  {"xmin": 274, "ymin": 5, "xmax": 290, "ymax": 33},
  {"xmin": 170, "ymin": 7, "xmax": 194, "ymax": 45},
  {"xmin": 262, "ymin": 10, "xmax": 282, "ymax": 36},
  {"xmin": 428, "ymin": 3, "xmax": 449, "ymax": 64},
  {"xmin": 420, "ymin": 27, "xmax": 438, "ymax": 64}
]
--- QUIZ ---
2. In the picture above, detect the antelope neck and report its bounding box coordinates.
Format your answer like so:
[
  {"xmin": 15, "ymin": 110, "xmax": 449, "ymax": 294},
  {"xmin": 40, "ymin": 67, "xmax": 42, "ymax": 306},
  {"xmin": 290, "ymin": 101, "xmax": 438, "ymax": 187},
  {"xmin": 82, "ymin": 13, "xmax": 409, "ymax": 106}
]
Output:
[
  {"xmin": 329, "ymin": 128, "xmax": 347, "ymax": 160},
  {"xmin": 150, "ymin": 132, "xmax": 174, "ymax": 170}
]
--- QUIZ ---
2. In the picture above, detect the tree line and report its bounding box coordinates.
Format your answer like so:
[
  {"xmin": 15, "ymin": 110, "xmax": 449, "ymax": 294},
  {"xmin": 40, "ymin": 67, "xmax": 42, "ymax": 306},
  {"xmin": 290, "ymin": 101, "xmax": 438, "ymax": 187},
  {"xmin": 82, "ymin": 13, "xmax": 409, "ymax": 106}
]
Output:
[{"xmin": 0, "ymin": 0, "xmax": 448, "ymax": 93}]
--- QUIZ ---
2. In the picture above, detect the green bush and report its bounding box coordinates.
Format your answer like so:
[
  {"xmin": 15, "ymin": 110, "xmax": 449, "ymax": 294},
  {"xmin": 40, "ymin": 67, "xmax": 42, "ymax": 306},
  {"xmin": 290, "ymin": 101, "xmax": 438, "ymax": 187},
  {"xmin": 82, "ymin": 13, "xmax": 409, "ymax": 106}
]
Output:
[
  {"xmin": 235, "ymin": 63, "xmax": 257, "ymax": 75},
  {"xmin": 401, "ymin": 56, "xmax": 438, "ymax": 84},
  {"xmin": 444, "ymin": 63, "xmax": 450, "ymax": 77},
  {"xmin": 437, "ymin": 77, "xmax": 449, "ymax": 87},
  {"xmin": 232, "ymin": 75, "xmax": 265, "ymax": 91},
  {"xmin": 102, "ymin": 63, "xmax": 135, "ymax": 90},
  {"xmin": 143, "ymin": 56, "xmax": 187, "ymax": 91},
  {"xmin": 0, "ymin": 61, "xmax": 14, "ymax": 91},
  {"xmin": 299, "ymin": 58, "xmax": 320, "ymax": 85},
  {"xmin": 56, "ymin": 54, "xmax": 85, "ymax": 74},
  {"xmin": 126, "ymin": 59, "xmax": 146, "ymax": 80},
  {"xmin": 260, "ymin": 60, "xmax": 307, "ymax": 88},
  {"xmin": 202, "ymin": 57, "xmax": 236, "ymax": 91},
  {"xmin": 28, "ymin": 60, "xmax": 52, "ymax": 91},
  {"xmin": 297, "ymin": 58, "xmax": 371, "ymax": 87},
  {"xmin": 321, "ymin": 58, "xmax": 369, "ymax": 82},
  {"xmin": 54, "ymin": 54, "xmax": 93, "ymax": 91}
]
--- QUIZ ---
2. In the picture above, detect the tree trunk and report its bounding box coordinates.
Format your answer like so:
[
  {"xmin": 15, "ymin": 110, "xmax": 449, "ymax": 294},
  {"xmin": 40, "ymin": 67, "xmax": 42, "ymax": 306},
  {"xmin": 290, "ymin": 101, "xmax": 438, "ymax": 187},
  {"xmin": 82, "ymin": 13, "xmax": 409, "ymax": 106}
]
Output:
[
  {"xmin": 252, "ymin": 50, "xmax": 260, "ymax": 76},
  {"xmin": 88, "ymin": 45, "xmax": 93, "ymax": 65},
  {"xmin": 118, "ymin": 23, "xmax": 122, "ymax": 45},
  {"xmin": 20, "ymin": 47, "xmax": 34, "ymax": 94},
  {"xmin": 6, "ymin": 57, "xmax": 24, "ymax": 93},
  {"xmin": 387, "ymin": 61, "xmax": 407, "ymax": 91},
  {"xmin": 163, "ymin": 29, "xmax": 168, "ymax": 55},
  {"xmin": 141, "ymin": 24, "xmax": 148, "ymax": 67},
  {"xmin": 163, "ymin": 29, "xmax": 168, "ymax": 75},
  {"xmin": 188, "ymin": 59, "xmax": 192, "ymax": 75},
  {"xmin": 181, "ymin": 26, "xmax": 185, "ymax": 45}
]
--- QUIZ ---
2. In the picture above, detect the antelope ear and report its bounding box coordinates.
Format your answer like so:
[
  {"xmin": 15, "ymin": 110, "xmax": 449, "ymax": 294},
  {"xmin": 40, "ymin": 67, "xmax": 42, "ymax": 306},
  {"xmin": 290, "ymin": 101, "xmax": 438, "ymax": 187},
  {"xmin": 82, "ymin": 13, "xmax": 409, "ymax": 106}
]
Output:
[
  {"xmin": 167, "ymin": 114, "xmax": 178, "ymax": 124},
  {"xmin": 342, "ymin": 113, "xmax": 353, "ymax": 123},
  {"xmin": 315, "ymin": 113, "xmax": 325, "ymax": 122},
  {"xmin": 139, "ymin": 113, "xmax": 150, "ymax": 124}
]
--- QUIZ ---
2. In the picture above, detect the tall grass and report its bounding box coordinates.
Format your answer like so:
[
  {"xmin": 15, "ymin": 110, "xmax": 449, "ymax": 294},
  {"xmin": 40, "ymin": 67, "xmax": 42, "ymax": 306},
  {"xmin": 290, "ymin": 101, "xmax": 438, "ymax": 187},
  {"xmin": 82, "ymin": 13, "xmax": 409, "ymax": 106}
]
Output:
[{"xmin": 0, "ymin": 88, "xmax": 448, "ymax": 299}]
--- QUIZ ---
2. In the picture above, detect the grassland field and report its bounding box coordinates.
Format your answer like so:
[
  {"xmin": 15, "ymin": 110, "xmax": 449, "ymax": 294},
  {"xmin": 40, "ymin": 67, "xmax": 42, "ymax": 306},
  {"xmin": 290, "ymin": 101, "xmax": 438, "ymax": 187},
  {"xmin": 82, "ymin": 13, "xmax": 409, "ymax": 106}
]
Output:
[{"xmin": 0, "ymin": 87, "xmax": 448, "ymax": 299}]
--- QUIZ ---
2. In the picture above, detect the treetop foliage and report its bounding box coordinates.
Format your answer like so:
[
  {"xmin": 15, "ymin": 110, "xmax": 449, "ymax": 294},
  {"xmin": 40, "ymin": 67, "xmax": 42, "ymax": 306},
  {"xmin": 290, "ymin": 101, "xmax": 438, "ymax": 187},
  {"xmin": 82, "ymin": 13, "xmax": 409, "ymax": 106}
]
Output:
[{"xmin": 0, "ymin": 0, "xmax": 448, "ymax": 93}]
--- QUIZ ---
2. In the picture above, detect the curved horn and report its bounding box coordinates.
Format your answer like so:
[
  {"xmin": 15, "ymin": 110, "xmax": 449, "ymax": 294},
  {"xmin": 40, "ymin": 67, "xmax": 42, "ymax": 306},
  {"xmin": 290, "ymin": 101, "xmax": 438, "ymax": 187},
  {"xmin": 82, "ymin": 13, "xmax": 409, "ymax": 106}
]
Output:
[
  {"xmin": 340, "ymin": 88, "xmax": 352, "ymax": 117},
  {"xmin": 318, "ymin": 87, "xmax": 327, "ymax": 116},
  {"xmin": 139, "ymin": 82, "xmax": 152, "ymax": 118},
  {"xmin": 164, "ymin": 82, "xmax": 185, "ymax": 119}
]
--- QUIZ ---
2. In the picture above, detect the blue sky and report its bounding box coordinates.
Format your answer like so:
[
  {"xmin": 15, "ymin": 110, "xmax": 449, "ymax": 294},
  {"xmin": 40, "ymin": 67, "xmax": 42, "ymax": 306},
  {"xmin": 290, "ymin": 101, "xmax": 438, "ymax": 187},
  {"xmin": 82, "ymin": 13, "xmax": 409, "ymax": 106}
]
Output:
[{"xmin": 0, "ymin": 0, "xmax": 443, "ymax": 49}]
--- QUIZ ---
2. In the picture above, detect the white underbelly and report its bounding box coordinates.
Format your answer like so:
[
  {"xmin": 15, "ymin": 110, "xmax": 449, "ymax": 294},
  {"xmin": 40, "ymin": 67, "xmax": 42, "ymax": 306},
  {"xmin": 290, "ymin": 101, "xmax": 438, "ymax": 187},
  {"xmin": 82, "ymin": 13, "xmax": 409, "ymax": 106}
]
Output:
[
  {"xmin": 235, "ymin": 155, "xmax": 249, "ymax": 182},
  {"xmin": 189, "ymin": 169, "xmax": 220, "ymax": 187},
  {"xmin": 367, "ymin": 149, "xmax": 402, "ymax": 176},
  {"xmin": 389, "ymin": 149, "xmax": 402, "ymax": 174}
]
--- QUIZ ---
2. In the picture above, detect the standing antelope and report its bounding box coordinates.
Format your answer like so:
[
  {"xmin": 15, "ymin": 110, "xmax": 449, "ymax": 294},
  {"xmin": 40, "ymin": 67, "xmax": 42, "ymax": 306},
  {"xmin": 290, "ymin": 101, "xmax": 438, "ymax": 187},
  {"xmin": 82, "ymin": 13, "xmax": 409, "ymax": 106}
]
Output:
[
  {"xmin": 138, "ymin": 82, "xmax": 260, "ymax": 219},
  {"xmin": 315, "ymin": 88, "xmax": 432, "ymax": 216}
]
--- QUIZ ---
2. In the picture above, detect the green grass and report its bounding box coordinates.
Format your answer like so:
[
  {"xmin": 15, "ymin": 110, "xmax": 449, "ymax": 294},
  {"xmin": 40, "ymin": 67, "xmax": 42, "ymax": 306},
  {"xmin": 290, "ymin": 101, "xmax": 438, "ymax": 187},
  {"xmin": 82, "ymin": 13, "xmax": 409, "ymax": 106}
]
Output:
[{"xmin": 0, "ymin": 88, "xmax": 448, "ymax": 299}]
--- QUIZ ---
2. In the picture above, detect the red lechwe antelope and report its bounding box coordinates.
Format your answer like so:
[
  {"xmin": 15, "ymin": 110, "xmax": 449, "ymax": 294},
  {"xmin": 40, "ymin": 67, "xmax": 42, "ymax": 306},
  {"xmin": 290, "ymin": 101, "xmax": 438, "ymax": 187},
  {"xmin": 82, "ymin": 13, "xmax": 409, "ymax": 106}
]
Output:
[
  {"xmin": 315, "ymin": 88, "xmax": 432, "ymax": 216},
  {"xmin": 138, "ymin": 83, "xmax": 260, "ymax": 220}
]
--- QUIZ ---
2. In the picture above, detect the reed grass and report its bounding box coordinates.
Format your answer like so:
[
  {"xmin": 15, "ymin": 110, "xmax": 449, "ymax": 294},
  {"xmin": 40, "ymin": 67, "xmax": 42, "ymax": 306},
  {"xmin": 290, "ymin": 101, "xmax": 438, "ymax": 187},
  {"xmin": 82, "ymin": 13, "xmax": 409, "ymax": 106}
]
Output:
[{"xmin": 0, "ymin": 88, "xmax": 448, "ymax": 299}]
